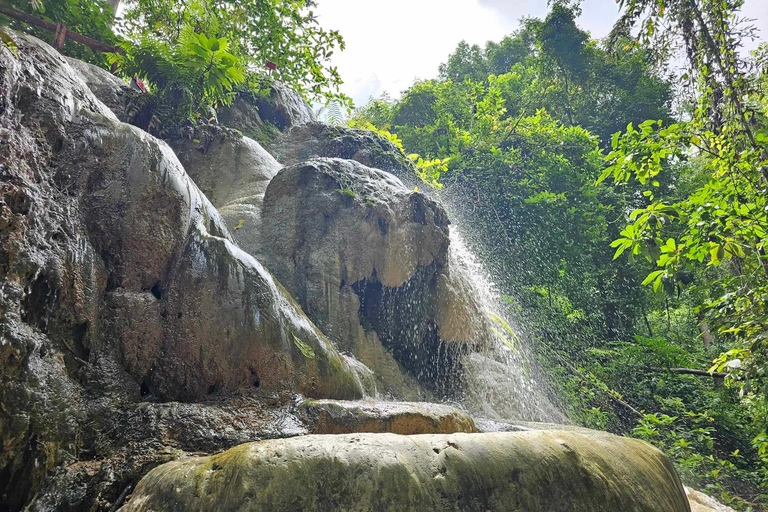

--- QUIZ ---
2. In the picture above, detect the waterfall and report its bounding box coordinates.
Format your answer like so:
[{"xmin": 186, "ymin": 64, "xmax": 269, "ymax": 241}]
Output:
[{"xmin": 445, "ymin": 227, "xmax": 568, "ymax": 423}]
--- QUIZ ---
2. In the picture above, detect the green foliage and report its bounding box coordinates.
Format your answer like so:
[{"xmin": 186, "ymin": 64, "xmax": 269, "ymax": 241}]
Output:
[
  {"xmin": 603, "ymin": 0, "xmax": 768, "ymax": 406},
  {"xmin": 119, "ymin": 0, "xmax": 349, "ymax": 107},
  {"xmin": 0, "ymin": 28, "xmax": 17, "ymax": 57},
  {"xmin": 108, "ymin": 28, "xmax": 245, "ymax": 126},
  {"xmin": 408, "ymin": 155, "xmax": 450, "ymax": 190},
  {"xmin": 334, "ymin": 188, "xmax": 356, "ymax": 198},
  {"xmin": 292, "ymin": 333, "xmax": 315, "ymax": 360},
  {"xmin": 0, "ymin": 0, "xmax": 116, "ymax": 65}
]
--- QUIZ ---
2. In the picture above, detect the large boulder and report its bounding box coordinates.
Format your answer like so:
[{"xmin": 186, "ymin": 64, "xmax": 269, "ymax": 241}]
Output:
[
  {"xmin": 66, "ymin": 57, "xmax": 147, "ymax": 124},
  {"xmin": 217, "ymin": 81, "xmax": 316, "ymax": 144},
  {"xmin": 261, "ymin": 157, "xmax": 457, "ymax": 396},
  {"xmin": 0, "ymin": 30, "xmax": 362, "ymax": 511},
  {"xmin": 120, "ymin": 430, "xmax": 690, "ymax": 512},
  {"xmin": 169, "ymin": 125, "xmax": 281, "ymax": 258},
  {"xmin": 268, "ymin": 121, "xmax": 416, "ymax": 185}
]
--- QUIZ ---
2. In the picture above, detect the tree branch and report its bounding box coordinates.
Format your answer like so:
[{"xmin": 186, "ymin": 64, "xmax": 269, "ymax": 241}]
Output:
[{"xmin": 650, "ymin": 367, "xmax": 727, "ymax": 378}]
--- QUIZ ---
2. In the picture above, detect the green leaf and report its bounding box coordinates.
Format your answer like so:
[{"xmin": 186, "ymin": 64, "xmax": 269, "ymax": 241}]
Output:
[
  {"xmin": 0, "ymin": 29, "xmax": 17, "ymax": 58},
  {"xmin": 292, "ymin": 333, "xmax": 315, "ymax": 359},
  {"xmin": 642, "ymin": 270, "xmax": 664, "ymax": 286}
]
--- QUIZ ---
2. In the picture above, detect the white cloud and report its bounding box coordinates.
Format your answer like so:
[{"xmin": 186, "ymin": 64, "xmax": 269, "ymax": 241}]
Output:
[
  {"xmin": 314, "ymin": 0, "xmax": 767, "ymax": 108},
  {"xmin": 315, "ymin": 0, "xmax": 512, "ymax": 105}
]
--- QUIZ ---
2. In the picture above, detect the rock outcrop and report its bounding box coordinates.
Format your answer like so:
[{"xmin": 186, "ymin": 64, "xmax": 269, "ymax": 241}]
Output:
[
  {"xmin": 217, "ymin": 81, "xmax": 316, "ymax": 144},
  {"xmin": 268, "ymin": 121, "xmax": 416, "ymax": 184},
  {"xmin": 0, "ymin": 30, "xmax": 361, "ymax": 511},
  {"xmin": 120, "ymin": 430, "xmax": 690, "ymax": 512}
]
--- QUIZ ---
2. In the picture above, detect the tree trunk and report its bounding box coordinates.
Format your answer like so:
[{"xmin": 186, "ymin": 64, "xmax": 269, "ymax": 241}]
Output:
[{"xmin": 697, "ymin": 313, "xmax": 713, "ymax": 348}]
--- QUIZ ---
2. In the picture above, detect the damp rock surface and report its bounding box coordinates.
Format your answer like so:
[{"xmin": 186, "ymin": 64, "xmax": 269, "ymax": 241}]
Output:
[
  {"xmin": 268, "ymin": 121, "xmax": 416, "ymax": 185},
  {"xmin": 299, "ymin": 399, "xmax": 477, "ymax": 435},
  {"xmin": 169, "ymin": 124, "xmax": 281, "ymax": 259},
  {"xmin": 120, "ymin": 430, "xmax": 691, "ymax": 512},
  {"xmin": 0, "ymin": 30, "xmax": 361, "ymax": 511},
  {"xmin": 67, "ymin": 57, "xmax": 148, "ymax": 124}
]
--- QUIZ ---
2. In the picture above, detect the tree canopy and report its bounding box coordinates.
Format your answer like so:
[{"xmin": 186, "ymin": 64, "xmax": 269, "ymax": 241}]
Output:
[
  {"xmin": 352, "ymin": 2, "xmax": 768, "ymax": 507},
  {"xmin": 1, "ymin": 0, "xmax": 349, "ymax": 121}
]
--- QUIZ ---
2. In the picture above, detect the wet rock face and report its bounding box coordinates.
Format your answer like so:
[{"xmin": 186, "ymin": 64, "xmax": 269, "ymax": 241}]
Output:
[
  {"xmin": 0, "ymin": 31, "xmax": 362, "ymax": 511},
  {"xmin": 261, "ymin": 158, "xmax": 459, "ymax": 395},
  {"xmin": 67, "ymin": 57, "xmax": 148, "ymax": 125},
  {"xmin": 169, "ymin": 125, "xmax": 281, "ymax": 259},
  {"xmin": 120, "ymin": 430, "xmax": 691, "ymax": 512},
  {"xmin": 268, "ymin": 121, "xmax": 416, "ymax": 185},
  {"xmin": 299, "ymin": 399, "xmax": 477, "ymax": 435},
  {"xmin": 217, "ymin": 81, "xmax": 316, "ymax": 144}
]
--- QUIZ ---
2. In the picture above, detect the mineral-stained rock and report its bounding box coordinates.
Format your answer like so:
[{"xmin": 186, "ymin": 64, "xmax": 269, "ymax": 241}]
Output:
[
  {"xmin": 169, "ymin": 125, "xmax": 281, "ymax": 258},
  {"xmin": 261, "ymin": 157, "xmax": 456, "ymax": 395},
  {"xmin": 268, "ymin": 121, "xmax": 416, "ymax": 185},
  {"xmin": 0, "ymin": 30, "xmax": 362, "ymax": 511},
  {"xmin": 299, "ymin": 399, "xmax": 477, "ymax": 435},
  {"xmin": 120, "ymin": 430, "xmax": 691, "ymax": 512}
]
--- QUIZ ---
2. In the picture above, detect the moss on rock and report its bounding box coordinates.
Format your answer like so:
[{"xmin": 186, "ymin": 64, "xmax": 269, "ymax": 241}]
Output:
[{"xmin": 120, "ymin": 430, "xmax": 690, "ymax": 512}]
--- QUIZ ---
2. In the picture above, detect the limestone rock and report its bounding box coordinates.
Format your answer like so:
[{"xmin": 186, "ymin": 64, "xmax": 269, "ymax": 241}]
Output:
[
  {"xmin": 0, "ymin": 31, "xmax": 362, "ymax": 510},
  {"xmin": 66, "ymin": 57, "xmax": 147, "ymax": 124},
  {"xmin": 169, "ymin": 125, "xmax": 281, "ymax": 258},
  {"xmin": 262, "ymin": 157, "xmax": 448, "ymax": 291},
  {"xmin": 120, "ymin": 430, "xmax": 690, "ymax": 512},
  {"xmin": 261, "ymin": 157, "xmax": 455, "ymax": 395},
  {"xmin": 268, "ymin": 121, "xmax": 416, "ymax": 184},
  {"xmin": 299, "ymin": 399, "xmax": 477, "ymax": 435},
  {"xmin": 218, "ymin": 81, "xmax": 316, "ymax": 144}
]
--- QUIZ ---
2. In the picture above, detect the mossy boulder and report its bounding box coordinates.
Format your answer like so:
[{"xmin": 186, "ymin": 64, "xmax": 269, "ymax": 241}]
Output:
[
  {"xmin": 120, "ymin": 430, "xmax": 690, "ymax": 512},
  {"xmin": 267, "ymin": 121, "xmax": 417, "ymax": 186}
]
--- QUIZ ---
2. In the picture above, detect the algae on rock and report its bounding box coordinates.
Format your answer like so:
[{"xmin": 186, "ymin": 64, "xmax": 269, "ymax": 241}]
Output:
[{"xmin": 120, "ymin": 430, "xmax": 691, "ymax": 512}]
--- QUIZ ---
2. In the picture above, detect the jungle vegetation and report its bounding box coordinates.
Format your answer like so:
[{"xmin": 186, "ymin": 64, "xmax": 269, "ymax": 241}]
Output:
[
  {"xmin": 3, "ymin": 0, "xmax": 768, "ymax": 508},
  {"xmin": 0, "ymin": 0, "xmax": 349, "ymax": 127},
  {"xmin": 351, "ymin": 1, "xmax": 768, "ymax": 508}
]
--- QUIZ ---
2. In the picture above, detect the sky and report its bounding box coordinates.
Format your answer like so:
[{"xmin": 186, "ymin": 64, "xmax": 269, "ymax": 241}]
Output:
[{"xmin": 313, "ymin": 0, "xmax": 768, "ymax": 108}]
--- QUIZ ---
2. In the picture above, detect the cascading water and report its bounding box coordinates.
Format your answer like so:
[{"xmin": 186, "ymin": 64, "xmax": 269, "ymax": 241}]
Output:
[{"xmin": 443, "ymin": 226, "xmax": 568, "ymax": 423}]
